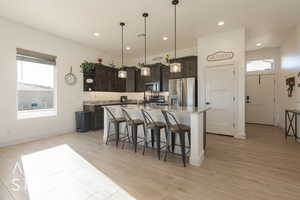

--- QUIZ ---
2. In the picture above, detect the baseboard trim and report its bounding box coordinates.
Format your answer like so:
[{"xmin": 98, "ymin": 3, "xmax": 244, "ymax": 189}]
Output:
[
  {"xmin": 190, "ymin": 151, "xmax": 205, "ymax": 167},
  {"xmin": 0, "ymin": 129, "xmax": 73, "ymax": 148},
  {"xmin": 234, "ymin": 134, "xmax": 247, "ymax": 139}
]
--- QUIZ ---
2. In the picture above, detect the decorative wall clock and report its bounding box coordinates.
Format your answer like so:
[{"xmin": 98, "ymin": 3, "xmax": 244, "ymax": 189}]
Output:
[{"xmin": 64, "ymin": 66, "xmax": 77, "ymax": 85}]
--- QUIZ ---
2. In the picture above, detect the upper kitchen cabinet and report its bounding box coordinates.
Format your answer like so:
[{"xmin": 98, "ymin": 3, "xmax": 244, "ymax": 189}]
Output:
[
  {"xmin": 95, "ymin": 64, "xmax": 109, "ymax": 91},
  {"xmin": 84, "ymin": 64, "xmax": 136, "ymax": 92},
  {"xmin": 125, "ymin": 67, "xmax": 136, "ymax": 92},
  {"xmin": 161, "ymin": 65, "xmax": 170, "ymax": 91},
  {"xmin": 150, "ymin": 63, "xmax": 161, "ymax": 82},
  {"xmin": 142, "ymin": 63, "xmax": 162, "ymax": 83},
  {"xmin": 135, "ymin": 68, "xmax": 145, "ymax": 92},
  {"xmin": 169, "ymin": 56, "xmax": 197, "ymax": 79}
]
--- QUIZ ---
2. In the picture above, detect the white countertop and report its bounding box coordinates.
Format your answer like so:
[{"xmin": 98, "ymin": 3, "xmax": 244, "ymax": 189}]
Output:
[{"xmin": 106, "ymin": 104, "xmax": 210, "ymax": 114}]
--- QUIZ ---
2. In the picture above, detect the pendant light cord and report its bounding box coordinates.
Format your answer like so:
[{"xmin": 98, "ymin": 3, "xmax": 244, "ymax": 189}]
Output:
[
  {"xmin": 144, "ymin": 16, "xmax": 147, "ymax": 65},
  {"xmin": 121, "ymin": 24, "xmax": 124, "ymax": 67},
  {"xmin": 174, "ymin": 2, "xmax": 177, "ymax": 59},
  {"xmin": 143, "ymin": 13, "xmax": 148, "ymax": 65}
]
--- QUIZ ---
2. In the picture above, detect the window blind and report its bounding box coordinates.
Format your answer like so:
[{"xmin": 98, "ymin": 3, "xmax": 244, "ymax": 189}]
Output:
[{"xmin": 16, "ymin": 48, "xmax": 56, "ymax": 65}]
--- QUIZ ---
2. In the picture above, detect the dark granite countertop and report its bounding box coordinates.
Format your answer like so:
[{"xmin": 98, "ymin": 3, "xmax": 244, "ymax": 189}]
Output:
[{"xmin": 83, "ymin": 100, "xmax": 140, "ymax": 106}]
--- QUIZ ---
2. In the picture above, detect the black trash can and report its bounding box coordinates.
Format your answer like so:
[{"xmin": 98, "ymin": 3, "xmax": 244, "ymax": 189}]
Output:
[{"xmin": 75, "ymin": 111, "xmax": 91, "ymax": 132}]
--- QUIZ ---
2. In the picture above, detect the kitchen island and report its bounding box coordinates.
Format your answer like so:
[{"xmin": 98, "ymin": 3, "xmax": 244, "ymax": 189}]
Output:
[{"xmin": 103, "ymin": 105, "xmax": 210, "ymax": 166}]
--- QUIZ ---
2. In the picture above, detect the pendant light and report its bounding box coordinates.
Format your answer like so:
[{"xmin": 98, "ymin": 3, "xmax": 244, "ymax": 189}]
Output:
[
  {"xmin": 118, "ymin": 22, "xmax": 127, "ymax": 78},
  {"xmin": 141, "ymin": 13, "xmax": 151, "ymax": 76},
  {"xmin": 170, "ymin": 0, "xmax": 181, "ymax": 73}
]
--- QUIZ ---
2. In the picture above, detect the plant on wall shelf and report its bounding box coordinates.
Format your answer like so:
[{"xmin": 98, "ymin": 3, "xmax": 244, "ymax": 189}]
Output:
[
  {"xmin": 165, "ymin": 54, "xmax": 170, "ymax": 65},
  {"xmin": 80, "ymin": 61, "xmax": 95, "ymax": 74}
]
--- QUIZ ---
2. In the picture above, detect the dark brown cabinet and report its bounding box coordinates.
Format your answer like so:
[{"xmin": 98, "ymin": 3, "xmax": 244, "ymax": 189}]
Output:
[
  {"xmin": 142, "ymin": 64, "xmax": 162, "ymax": 83},
  {"xmin": 86, "ymin": 64, "xmax": 127, "ymax": 92},
  {"xmin": 83, "ymin": 105, "xmax": 104, "ymax": 130},
  {"xmin": 150, "ymin": 64, "xmax": 161, "ymax": 82},
  {"xmin": 135, "ymin": 69, "xmax": 145, "ymax": 92},
  {"xmin": 169, "ymin": 56, "xmax": 197, "ymax": 79},
  {"xmin": 161, "ymin": 65, "xmax": 170, "ymax": 91},
  {"xmin": 83, "ymin": 56, "xmax": 197, "ymax": 93},
  {"xmin": 95, "ymin": 65, "xmax": 109, "ymax": 91},
  {"xmin": 125, "ymin": 67, "xmax": 136, "ymax": 92}
]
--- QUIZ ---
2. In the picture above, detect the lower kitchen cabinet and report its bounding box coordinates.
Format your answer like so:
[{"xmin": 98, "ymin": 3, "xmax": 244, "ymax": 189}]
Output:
[{"xmin": 83, "ymin": 105, "xmax": 104, "ymax": 130}]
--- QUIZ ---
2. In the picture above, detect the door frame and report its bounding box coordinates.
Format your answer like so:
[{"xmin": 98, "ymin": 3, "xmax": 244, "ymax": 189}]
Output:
[
  {"xmin": 204, "ymin": 62, "xmax": 238, "ymax": 135},
  {"xmin": 245, "ymin": 73, "xmax": 276, "ymax": 125}
]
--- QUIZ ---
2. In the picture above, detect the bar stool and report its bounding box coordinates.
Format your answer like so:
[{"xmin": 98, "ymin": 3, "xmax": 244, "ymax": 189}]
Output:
[
  {"xmin": 104, "ymin": 106, "xmax": 130, "ymax": 147},
  {"xmin": 121, "ymin": 108, "xmax": 146, "ymax": 152},
  {"xmin": 162, "ymin": 110, "xmax": 191, "ymax": 167},
  {"xmin": 141, "ymin": 109, "xmax": 167, "ymax": 160}
]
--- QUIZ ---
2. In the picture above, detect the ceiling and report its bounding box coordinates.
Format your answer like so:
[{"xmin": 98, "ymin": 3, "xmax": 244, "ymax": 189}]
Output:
[{"xmin": 0, "ymin": 0, "xmax": 299, "ymax": 59}]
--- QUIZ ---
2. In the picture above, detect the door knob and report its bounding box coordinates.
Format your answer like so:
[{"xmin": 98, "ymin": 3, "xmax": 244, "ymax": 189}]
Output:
[{"xmin": 205, "ymin": 102, "xmax": 211, "ymax": 105}]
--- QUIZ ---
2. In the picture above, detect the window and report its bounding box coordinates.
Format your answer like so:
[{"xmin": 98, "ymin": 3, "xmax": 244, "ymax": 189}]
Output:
[
  {"xmin": 246, "ymin": 59, "xmax": 274, "ymax": 72},
  {"xmin": 17, "ymin": 48, "xmax": 57, "ymax": 119}
]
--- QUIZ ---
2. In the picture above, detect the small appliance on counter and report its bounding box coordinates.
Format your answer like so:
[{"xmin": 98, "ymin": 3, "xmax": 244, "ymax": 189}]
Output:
[
  {"xmin": 144, "ymin": 82, "xmax": 160, "ymax": 92},
  {"xmin": 144, "ymin": 94, "xmax": 167, "ymax": 106},
  {"xmin": 120, "ymin": 96, "xmax": 128, "ymax": 103}
]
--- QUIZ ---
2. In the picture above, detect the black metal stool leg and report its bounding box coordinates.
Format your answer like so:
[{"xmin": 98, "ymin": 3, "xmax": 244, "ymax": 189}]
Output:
[
  {"xmin": 125, "ymin": 125, "xmax": 131, "ymax": 144},
  {"xmin": 171, "ymin": 132, "xmax": 176, "ymax": 153},
  {"xmin": 295, "ymin": 114, "xmax": 298, "ymax": 141},
  {"xmin": 154, "ymin": 127, "xmax": 161, "ymax": 160},
  {"xmin": 285, "ymin": 111, "xmax": 288, "ymax": 139},
  {"xmin": 151, "ymin": 130, "xmax": 154, "ymax": 148},
  {"xmin": 114, "ymin": 123, "xmax": 120, "ymax": 147},
  {"xmin": 179, "ymin": 132, "xmax": 186, "ymax": 167},
  {"xmin": 143, "ymin": 125, "xmax": 147, "ymax": 155},
  {"xmin": 164, "ymin": 128, "xmax": 169, "ymax": 161},
  {"xmin": 106, "ymin": 122, "xmax": 111, "ymax": 144},
  {"xmin": 132, "ymin": 124, "xmax": 138, "ymax": 153}
]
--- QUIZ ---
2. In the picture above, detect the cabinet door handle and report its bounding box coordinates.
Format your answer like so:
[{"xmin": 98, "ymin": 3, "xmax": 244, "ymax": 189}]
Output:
[{"xmin": 205, "ymin": 102, "xmax": 211, "ymax": 105}]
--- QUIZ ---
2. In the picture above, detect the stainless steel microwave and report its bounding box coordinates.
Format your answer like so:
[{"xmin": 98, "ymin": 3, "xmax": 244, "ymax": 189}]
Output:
[{"xmin": 144, "ymin": 82, "xmax": 160, "ymax": 92}]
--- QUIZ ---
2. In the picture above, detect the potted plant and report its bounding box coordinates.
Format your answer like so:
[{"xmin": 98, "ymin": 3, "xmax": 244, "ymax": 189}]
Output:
[{"xmin": 80, "ymin": 61, "xmax": 95, "ymax": 74}]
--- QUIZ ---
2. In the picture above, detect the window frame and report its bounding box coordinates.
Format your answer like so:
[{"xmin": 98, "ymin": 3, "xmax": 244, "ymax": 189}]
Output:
[
  {"xmin": 16, "ymin": 49, "xmax": 57, "ymax": 120},
  {"xmin": 246, "ymin": 59, "xmax": 274, "ymax": 73}
]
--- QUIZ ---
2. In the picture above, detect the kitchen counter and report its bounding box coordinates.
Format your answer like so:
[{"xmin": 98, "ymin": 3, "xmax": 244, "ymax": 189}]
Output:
[
  {"xmin": 103, "ymin": 105, "xmax": 209, "ymax": 167},
  {"xmin": 122, "ymin": 104, "xmax": 210, "ymax": 114},
  {"xmin": 83, "ymin": 100, "xmax": 140, "ymax": 106}
]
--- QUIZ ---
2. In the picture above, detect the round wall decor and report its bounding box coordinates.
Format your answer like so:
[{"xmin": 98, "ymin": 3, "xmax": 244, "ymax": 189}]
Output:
[{"xmin": 65, "ymin": 66, "xmax": 77, "ymax": 85}]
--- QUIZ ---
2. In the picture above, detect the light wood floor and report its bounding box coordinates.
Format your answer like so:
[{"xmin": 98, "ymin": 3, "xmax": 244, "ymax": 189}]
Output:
[{"xmin": 0, "ymin": 124, "xmax": 300, "ymax": 200}]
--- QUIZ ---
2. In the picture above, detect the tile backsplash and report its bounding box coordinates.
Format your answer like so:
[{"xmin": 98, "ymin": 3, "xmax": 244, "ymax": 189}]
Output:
[{"xmin": 83, "ymin": 92, "xmax": 169, "ymax": 101}]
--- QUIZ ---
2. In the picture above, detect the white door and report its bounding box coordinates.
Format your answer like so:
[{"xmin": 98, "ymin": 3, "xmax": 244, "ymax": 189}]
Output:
[
  {"xmin": 205, "ymin": 64, "xmax": 235, "ymax": 136},
  {"xmin": 246, "ymin": 74, "xmax": 275, "ymax": 125}
]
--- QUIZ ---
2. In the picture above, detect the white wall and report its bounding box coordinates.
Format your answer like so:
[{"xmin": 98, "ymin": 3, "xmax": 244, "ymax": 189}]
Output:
[
  {"xmin": 279, "ymin": 25, "xmax": 300, "ymax": 134},
  {"xmin": 246, "ymin": 47, "xmax": 281, "ymax": 126},
  {"xmin": 127, "ymin": 47, "xmax": 197, "ymax": 66},
  {"xmin": 197, "ymin": 28, "xmax": 246, "ymax": 139},
  {"xmin": 0, "ymin": 18, "xmax": 114, "ymax": 146}
]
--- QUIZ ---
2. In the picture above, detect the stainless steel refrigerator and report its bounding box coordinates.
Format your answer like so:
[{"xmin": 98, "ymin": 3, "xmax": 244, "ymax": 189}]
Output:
[{"xmin": 169, "ymin": 78, "xmax": 197, "ymax": 107}]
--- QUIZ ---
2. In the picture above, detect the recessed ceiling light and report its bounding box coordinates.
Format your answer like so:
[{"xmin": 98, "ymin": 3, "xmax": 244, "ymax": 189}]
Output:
[
  {"xmin": 126, "ymin": 46, "xmax": 131, "ymax": 50},
  {"xmin": 93, "ymin": 32, "xmax": 100, "ymax": 37},
  {"xmin": 163, "ymin": 36, "xmax": 168, "ymax": 41},
  {"xmin": 218, "ymin": 21, "xmax": 225, "ymax": 26},
  {"xmin": 256, "ymin": 43, "xmax": 262, "ymax": 47}
]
